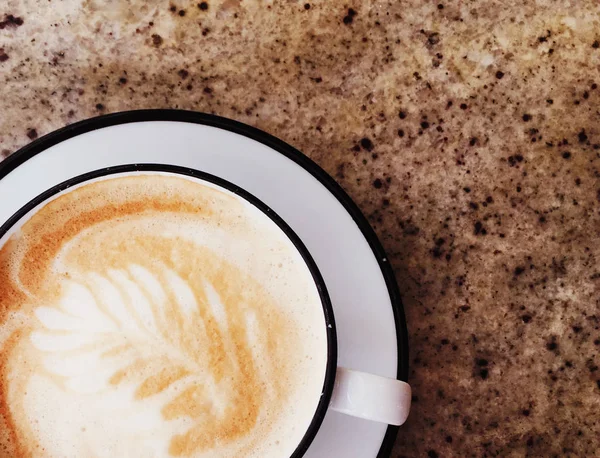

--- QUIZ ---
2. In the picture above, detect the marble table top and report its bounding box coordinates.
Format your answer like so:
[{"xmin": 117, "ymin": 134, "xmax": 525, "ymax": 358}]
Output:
[{"xmin": 1, "ymin": 0, "xmax": 599, "ymax": 456}]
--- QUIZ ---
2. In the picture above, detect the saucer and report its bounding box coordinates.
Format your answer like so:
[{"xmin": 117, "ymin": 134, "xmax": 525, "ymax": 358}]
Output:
[{"xmin": 0, "ymin": 110, "xmax": 409, "ymax": 458}]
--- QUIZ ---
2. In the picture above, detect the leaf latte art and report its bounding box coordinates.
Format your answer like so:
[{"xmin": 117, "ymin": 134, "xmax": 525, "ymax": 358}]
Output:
[{"xmin": 0, "ymin": 174, "xmax": 328, "ymax": 458}]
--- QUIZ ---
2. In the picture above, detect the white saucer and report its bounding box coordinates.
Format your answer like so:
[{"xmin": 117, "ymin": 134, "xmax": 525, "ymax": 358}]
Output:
[{"xmin": 0, "ymin": 110, "xmax": 408, "ymax": 458}]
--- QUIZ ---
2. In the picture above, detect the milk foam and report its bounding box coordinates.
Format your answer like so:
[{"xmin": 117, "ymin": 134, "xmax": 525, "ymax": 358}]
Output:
[{"xmin": 0, "ymin": 173, "xmax": 328, "ymax": 458}]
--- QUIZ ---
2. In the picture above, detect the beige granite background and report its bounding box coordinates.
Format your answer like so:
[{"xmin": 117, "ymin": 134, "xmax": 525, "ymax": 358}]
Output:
[{"xmin": 1, "ymin": 0, "xmax": 600, "ymax": 456}]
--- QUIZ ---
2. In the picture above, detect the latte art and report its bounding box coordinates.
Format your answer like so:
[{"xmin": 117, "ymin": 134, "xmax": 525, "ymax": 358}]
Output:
[{"xmin": 0, "ymin": 174, "xmax": 328, "ymax": 458}]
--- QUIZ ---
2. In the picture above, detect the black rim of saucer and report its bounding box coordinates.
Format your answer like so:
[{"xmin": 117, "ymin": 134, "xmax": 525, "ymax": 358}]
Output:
[
  {"xmin": 0, "ymin": 109, "xmax": 409, "ymax": 458},
  {"xmin": 0, "ymin": 163, "xmax": 338, "ymax": 458}
]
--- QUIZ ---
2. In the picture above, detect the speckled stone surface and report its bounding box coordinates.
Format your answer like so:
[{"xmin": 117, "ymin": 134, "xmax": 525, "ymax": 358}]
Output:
[{"xmin": 1, "ymin": 1, "xmax": 600, "ymax": 456}]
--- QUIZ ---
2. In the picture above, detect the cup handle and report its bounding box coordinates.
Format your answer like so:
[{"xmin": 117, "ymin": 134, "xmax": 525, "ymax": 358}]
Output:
[{"xmin": 329, "ymin": 367, "xmax": 411, "ymax": 426}]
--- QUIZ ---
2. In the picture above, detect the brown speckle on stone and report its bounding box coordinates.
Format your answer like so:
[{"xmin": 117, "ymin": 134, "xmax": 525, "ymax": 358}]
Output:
[
  {"xmin": 0, "ymin": 14, "xmax": 24, "ymax": 30},
  {"xmin": 151, "ymin": 34, "xmax": 163, "ymax": 47},
  {"xmin": 26, "ymin": 128, "xmax": 38, "ymax": 140},
  {"xmin": 546, "ymin": 337, "xmax": 558, "ymax": 351},
  {"xmin": 360, "ymin": 137, "xmax": 374, "ymax": 151},
  {"xmin": 514, "ymin": 266, "xmax": 525, "ymax": 276},
  {"xmin": 474, "ymin": 221, "xmax": 486, "ymax": 235},
  {"xmin": 343, "ymin": 8, "xmax": 357, "ymax": 25}
]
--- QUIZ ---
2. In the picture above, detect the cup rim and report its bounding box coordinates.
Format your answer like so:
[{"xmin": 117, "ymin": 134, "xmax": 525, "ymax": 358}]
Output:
[{"xmin": 0, "ymin": 163, "xmax": 338, "ymax": 458}]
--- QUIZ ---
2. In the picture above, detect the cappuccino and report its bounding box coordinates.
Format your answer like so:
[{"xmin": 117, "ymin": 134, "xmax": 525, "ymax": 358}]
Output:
[{"xmin": 0, "ymin": 173, "xmax": 328, "ymax": 458}]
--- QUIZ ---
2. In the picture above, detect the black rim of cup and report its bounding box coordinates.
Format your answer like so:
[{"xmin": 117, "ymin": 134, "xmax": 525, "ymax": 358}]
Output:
[
  {"xmin": 0, "ymin": 110, "xmax": 409, "ymax": 458},
  {"xmin": 0, "ymin": 164, "xmax": 338, "ymax": 457}
]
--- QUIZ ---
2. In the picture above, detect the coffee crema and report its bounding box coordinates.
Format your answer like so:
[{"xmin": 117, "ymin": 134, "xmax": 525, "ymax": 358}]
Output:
[{"xmin": 0, "ymin": 173, "xmax": 328, "ymax": 458}]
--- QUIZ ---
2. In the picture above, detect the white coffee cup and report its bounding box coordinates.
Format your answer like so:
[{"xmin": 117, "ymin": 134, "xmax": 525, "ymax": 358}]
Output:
[{"xmin": 0, "ymin": 164, "xmax": 411, "ymax": 457}]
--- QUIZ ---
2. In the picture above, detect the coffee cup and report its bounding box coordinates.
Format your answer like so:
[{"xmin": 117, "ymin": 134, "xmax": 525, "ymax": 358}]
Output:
[{"xmin": 0, "ymin": 164, "xmax": 411, "ymax": 457}]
